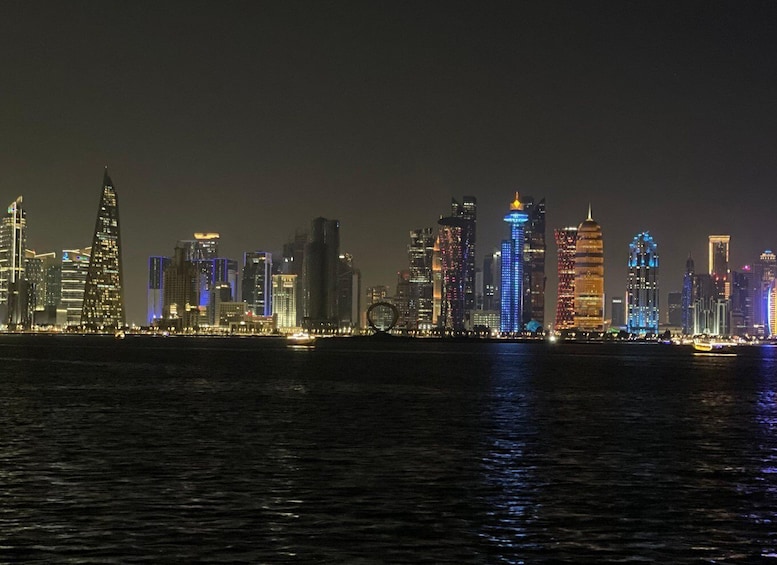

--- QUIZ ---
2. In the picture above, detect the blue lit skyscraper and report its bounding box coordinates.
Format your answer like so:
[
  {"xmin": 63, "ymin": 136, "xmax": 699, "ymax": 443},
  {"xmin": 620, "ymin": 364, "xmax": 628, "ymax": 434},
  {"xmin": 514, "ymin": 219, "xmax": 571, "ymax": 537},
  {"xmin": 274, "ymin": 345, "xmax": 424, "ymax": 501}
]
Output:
[
  {"xmin": 500, "ymin": 193, "xmax": 529, "ymax": 334},
  {"xmin": 626, "ymin": 231, "xmax": 659, "ymax": 335},
  {"xmin": 147, "ymin": 255, "xmax": 170, "ymax": 324}
]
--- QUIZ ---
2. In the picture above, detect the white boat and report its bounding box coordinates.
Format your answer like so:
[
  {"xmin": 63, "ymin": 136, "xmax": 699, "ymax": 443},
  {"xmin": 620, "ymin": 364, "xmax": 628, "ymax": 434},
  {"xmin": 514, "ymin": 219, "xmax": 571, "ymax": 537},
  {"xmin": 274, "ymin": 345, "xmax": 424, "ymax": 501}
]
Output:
[{"xmin": 287, "ymin": 332, "xmax": 316, "ymax": 345}]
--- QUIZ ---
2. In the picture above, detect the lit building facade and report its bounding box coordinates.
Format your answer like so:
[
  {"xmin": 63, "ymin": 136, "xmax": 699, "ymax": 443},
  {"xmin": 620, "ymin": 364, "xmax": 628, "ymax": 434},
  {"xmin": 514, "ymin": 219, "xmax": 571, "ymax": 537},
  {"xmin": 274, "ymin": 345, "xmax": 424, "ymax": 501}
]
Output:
[
  {"xmin": 162, "ymin": 246, "xmax": 199, "ymax": 330},
  {"xmin": 522, "ymin": 196, "xmax": 546, "ymax": 326},
  {"xmin": 82, "ymin": 169, "xmax": 125, "ymax": 330},
  {"xmin": 769, "ymin": 279, "xmax": 777, "ymax": 337},
  {"xmin": 242, "ymin": 251, "xmax": 273, "ymax": 316},
  {"xmin": 708, "ymin": 235, "xmax": 730, "ymax": 300},
  {"xmin": 574, "ymin": 207, "xmax": 604, "ymax": 331},
  {"xmin": 681, "ymin": 255, "xmax": 694, "ymax": 334},
  {"xmin": 148, "ymin": 256, "xmax": 170, "ymax": 324},
  {"xmin": 753, "ymin": 250, "xmax": 776, "ymax": 336},
  {"xmin": 337, "ymin": 253, "xmax": 361, "ymax": 332},
  {"xmin": 0, "ymin": 196, "xmax": 30, "ymax": 327},
  {"xmin": 626, "ymin": 232, "xmax": 659, "ymax": 335},
  {"xmin": 272, "ymin": 274, "xmax": 298, "ymax": 331},
  {"xmin": 499, "ymin": 193, "xmax": 529, "ymax": 334},
  {"xmin": 60, "ymin": 248, "xmax": 91, "ymax": 327},
  {"xmin": 408, "ymin": 228, "xmax": 435, "ymax": 329},
  {"xmin": 554, "ymin": 227, "xmax": 577, "ymax": 330},
  {"xmin": 437, "ymin": 197, "xmax": 476, "ymax": 331}
]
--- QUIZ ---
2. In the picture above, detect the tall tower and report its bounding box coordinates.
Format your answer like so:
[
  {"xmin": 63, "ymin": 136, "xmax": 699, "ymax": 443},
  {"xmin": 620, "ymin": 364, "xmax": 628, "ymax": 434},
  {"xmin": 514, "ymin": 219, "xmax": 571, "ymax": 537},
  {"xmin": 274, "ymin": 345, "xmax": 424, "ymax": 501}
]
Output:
[
  {"xmin": 148, "ymin": 256, "xmax": 170, "ymax": 325},
  {"xmin": 574, "ymin": 206, "xmax": 604, "ymax": 331},
  {"xmin": 303, "ymin": 217, "xmax": 340, "ymax": 331},
  {"xmin": 626, "ymin": 232, "xmax": 659, "ymax": 335},
  {"xmin": 408, "ymin": 228, "xmax": 435, "ymax": 329},
  {"xmin": 554, "ymin": 227, "xmax": 577, "ymax": 331},
  {"xmin": 681, "ymin": 254, "xmax": 695, "ymax": 334},
  {"xmin": 0, "ymin": 197, "xmax": 31, "ymax": 327},
  {"xmin": 499, "ymin": 193, "xmax": 529, "ymax": 334},
  {"xmin": 82, "ymin": 169, "xmax": 125, "ymax": 330},
  {"xmin": 522, "ymin": 196, "xmax": 546, "ymax": 326},
  {"xmin": 61, "ymin": 248, "xmax": 91, "ymax": 326},
  {"xmin": 708, "ymin": 235, "xmax": 730, "ymax": 299},
  {"xmin": 272, "ymin": 274, "xmax": 298, "ymax": 331},
  {"xmin": 242, "ymin": 251, "xmax": 273, "ymax": 316},
  {"xmin": 437, "ymin": 197, "xmax": 476, "ymax": 331}
]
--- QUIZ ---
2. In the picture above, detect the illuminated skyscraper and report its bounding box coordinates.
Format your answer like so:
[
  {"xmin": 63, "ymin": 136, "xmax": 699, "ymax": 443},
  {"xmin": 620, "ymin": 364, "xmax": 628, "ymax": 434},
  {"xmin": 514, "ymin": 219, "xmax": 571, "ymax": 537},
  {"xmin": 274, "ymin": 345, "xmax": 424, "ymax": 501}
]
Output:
[
  {"xmin": 521, "ymin": 196, "xmax": 546, "ymax": 326},
  {"xmin": 148, "ymin": 256, "xmax": 170, "ymax": 324},
  {"xmin": 303, "ymin": 217, "xmax": 340, "ymax": 331},
  {"xmin": 242, "ymin": 251, "xmax": 273, "ymax": 316},
  {"xmin": 554, "ymin": 226, "xmax": 577, "ymax": 330},
  {"xmin": 437, "ymin": 197, "xmax": 476, "ymax": 331},
  {"xmin": 61, "ymin": 248, "xmax": 91, "ymax": 327},
  {"xmin": 82, "ymin": 170, "xmax": 125, "ymax": 330},
  {"xmin": 708, "ymin": 235, "xmax": 730, "ymax": 299},
  {"xmin": 163, "ymin": 245, "xmax": 199, "ymax": 330},
  {"xmin": 337, "ymin": 253, "xmax": 361, "ymax": 332},
  {"xmin": 626, "ymin": 232, "xmax": 659, "ymax": 335},
  {"xmin": 26, "ymin": 250, "xmax": 59, "ymax": 325},
  {"xmin": 272, "ymin": 274, "xmax": 298, "ymax": 331},
  {"xmin": 499, "ymin": 193, "xmax": 529, "ymax": 334},
  {"xmin": 408, "ymin": 228, "xmax": 435, "ymax": 329},
  {"xmin": 753, "ymin": 250, "xmax": 776, "ymax": 335},
  {"xmin": 769, "ymin": 279, "xmax": 777, "ymax": 337},
  {"xmin": 0, "ymin": 197, "xmax": 32, "ymax": 327},
  {"xmin": 574, "ymin": 206, "xmax": 604, "ymax": 331},
  {"xmin": 681, "ymin": 254, "xmax": 694, "ymax": 334}
]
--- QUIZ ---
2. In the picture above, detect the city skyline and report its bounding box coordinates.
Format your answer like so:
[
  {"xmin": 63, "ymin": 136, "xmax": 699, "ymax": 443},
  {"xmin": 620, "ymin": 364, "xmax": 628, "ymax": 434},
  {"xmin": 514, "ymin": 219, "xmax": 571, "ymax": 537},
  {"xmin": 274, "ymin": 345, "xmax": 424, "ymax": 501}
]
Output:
[{"xmin": 2, "ymin": 2, "xmax": 777, "ymax": 325}]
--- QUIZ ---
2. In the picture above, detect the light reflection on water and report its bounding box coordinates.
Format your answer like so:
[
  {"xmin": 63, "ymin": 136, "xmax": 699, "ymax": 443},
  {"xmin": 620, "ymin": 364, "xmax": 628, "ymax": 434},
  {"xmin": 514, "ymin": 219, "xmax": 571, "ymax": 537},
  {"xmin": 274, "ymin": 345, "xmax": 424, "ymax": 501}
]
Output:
[{"xmin": 0, "ymin": 337, "xmax": 776, "ymax": 562}]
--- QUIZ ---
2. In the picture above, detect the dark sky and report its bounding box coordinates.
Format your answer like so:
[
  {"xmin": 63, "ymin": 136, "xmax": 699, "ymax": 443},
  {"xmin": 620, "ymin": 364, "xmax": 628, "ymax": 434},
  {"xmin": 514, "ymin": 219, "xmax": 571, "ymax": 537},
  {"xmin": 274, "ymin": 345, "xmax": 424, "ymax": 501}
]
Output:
[{"xmin": 2, "ymin": 1, "xmax": 776, "ymax": 325}]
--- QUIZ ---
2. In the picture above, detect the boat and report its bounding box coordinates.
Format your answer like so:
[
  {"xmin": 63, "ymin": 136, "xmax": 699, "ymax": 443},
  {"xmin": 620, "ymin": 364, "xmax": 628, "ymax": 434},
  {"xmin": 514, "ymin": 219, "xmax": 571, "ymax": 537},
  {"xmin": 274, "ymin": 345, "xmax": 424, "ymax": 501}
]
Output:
[
  {"xmin": 286, "ymin": 332, "xmax": 316, "ymax": 346},
  {"xmin": 692, "ymin": 337, "xmax": 736, "ymax": 353}
]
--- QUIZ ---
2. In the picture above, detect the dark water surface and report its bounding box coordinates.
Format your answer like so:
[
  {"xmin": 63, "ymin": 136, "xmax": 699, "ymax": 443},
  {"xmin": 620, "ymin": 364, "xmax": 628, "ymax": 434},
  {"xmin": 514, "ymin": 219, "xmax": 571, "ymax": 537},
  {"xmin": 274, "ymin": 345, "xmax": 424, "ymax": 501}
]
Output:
[{"xmin": 1, "ymin": 336, "xmax": 777, "ymax": 563}]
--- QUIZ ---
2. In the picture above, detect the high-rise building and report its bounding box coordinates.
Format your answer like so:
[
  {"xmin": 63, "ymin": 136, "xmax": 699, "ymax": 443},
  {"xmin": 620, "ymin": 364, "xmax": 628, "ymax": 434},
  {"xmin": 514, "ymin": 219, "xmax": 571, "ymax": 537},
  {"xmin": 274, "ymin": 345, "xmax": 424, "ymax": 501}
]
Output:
[
  {"xmin": 730, "ymin": 267, "xmax": 753, "ymax": 336},
  {"xmin": 0, "ymin": 196, "xmax": 30, "ymax": 327},
  {"xmin": 60, "ymin": 248, "xmax": 91, "ymax": 327},
  {"xmin": 499, "ymin": 193, "xmax": 529, "ymax": 334},
  {"xmin": 81, "ymin": 169, "xmax": 125, "ymax": 330},
  {"xmin": 611, "ymin": 296, "xmax": 625, "ymax": 328},
  {"xmin": 626, "ymin": 232, "xmax": 659, "ymax": 335},
  {"xmin": 768, "ymin": 279, "xmax": 777, "ymax": 337},
  {"xmin": 272, "ymin": 274, "xmax": 298, "ymax": 331},
  {"xmin": 574, "ymin": 206, "xmax": 604, "ymax": 332},
  {"xmin": 667, "ymin": 291, "xmax": 683, "ymax": 327},
  {"xmin": 25, "ymin": 251, "xmax": 60, "ymax": 326},
  {"xmin": 242, "ymin": 251, "xmax": 273, "ymax": 316},
  {"xmin": 708, "ymin": 235, "xmax": 730, "ymax": 299},
  {"xmin": 394, "ymin": 269, "xmax": 412, "ymax": 330},
  {"xmin": 681, "ymin": 255, "xmax": 694, "ymax": 334},
  {"xmin": 408, "ymin": 228, "xmax": 435, "ymax": 329},
  {"xmin": 148, "ymin": 256, "xmax": 170, "ymax": 325},
  {"xmin": 437, "ymin": 197, "xmax": 476, "ymax": 331},
  {"xmin": 690, "ymin": 273, "xmax": 729, "ymax": 335},
  {"xmin": 162, "ymin": 246, "xmax": 199, "ymax": 330},
  {"xmin": 554, "ymin": 227, "xmax": 577, "ymax": 331},
  {"xmin": 482, "ymin": 251, "xmax": 501, "ymax": 312},
  {"xmin": 337, "ymin": 253, "xmax": 360, "ymax": 332},
  {"xmin": 303, "ymin": 217, "xmax": 340, "ymax": 331},
  {"xmin": 282, "ymin": 230, "xmax": 307, "ymax": 326},
  {"xmin": 753, "ymin": 250, "xmax": 777, "ymax": 336},
  {"xmin": 522, "ymin": 196, "xmax": 546, "ymax": 326}
]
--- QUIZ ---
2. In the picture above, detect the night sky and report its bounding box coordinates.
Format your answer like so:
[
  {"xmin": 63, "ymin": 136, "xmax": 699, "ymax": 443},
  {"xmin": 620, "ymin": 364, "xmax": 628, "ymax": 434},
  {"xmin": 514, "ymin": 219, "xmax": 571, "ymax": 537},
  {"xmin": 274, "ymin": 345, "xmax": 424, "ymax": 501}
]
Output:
[{"xmin": 2, "ymin": 1, "xmax": 776, "ymax": 325}]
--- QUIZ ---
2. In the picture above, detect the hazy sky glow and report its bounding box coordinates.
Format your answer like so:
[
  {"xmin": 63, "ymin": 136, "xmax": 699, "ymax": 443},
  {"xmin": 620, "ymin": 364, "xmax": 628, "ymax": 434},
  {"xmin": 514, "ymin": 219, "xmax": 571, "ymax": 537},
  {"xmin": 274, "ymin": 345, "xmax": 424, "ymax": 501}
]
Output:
[{"xmin": 2, "ymin": 1, "xmax": 776, "ymax": 324}]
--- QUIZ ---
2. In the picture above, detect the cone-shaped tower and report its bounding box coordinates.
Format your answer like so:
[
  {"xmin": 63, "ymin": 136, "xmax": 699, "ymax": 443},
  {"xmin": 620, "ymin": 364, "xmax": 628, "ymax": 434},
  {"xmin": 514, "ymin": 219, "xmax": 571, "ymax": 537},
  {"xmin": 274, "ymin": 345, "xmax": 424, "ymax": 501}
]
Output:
[{"xmin": 81, "ymin": 168, "xmax": 125, "ymax": 330}]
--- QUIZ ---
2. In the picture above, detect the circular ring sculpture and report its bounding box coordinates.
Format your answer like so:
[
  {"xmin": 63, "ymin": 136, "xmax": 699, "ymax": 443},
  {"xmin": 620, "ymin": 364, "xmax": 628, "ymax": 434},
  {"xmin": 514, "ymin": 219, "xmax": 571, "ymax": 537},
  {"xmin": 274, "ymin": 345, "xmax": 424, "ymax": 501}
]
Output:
[{"xmin": 366, "ymin": 301, "xmax": 400, "ymax": 333}]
